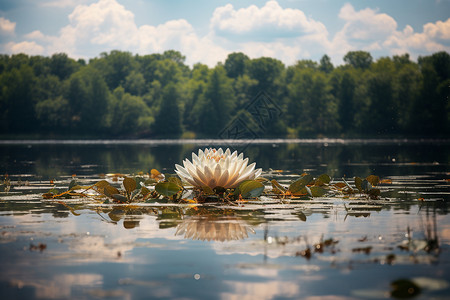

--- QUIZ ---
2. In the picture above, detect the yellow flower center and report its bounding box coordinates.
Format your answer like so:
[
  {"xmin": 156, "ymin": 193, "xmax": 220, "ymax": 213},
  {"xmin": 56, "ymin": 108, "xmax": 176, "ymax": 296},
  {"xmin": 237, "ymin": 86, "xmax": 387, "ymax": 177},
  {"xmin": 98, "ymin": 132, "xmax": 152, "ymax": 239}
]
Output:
[{"xmin": 206, "ymin": 149, "xmax": 226, "ymax": 162}]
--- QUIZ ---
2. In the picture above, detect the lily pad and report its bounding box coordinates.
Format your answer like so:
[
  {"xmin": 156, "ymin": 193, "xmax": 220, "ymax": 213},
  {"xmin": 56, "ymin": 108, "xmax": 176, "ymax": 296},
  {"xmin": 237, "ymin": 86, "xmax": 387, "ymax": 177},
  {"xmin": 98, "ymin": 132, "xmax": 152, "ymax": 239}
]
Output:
[
  {"xmin": 238, "ymin": 180, "xmax": 265, "ymax": 198},
  {"xmin": 155, "ymin": 182, "xmax": 182, "ymax": 197}
]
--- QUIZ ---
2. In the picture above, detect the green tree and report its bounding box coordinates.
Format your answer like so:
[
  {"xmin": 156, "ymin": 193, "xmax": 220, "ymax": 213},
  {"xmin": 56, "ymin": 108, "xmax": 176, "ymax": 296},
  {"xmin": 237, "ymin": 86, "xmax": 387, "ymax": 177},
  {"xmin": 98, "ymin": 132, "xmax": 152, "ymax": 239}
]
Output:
[
  {"xmin": 287, "ymin": 67, "xmax": 339, "ymax": 135},
  {"xmin": 152, "ymin": 83, "xmax": 182, "ymax": 137},
  {"xmin": 50, "ymin": 53, "xmax": 79, "ymax": 80},
  {"xmin": 319, "ymin": 55, "xmax": 334, "ymax": 73},
  {"xmin": 91, "ymin": 50, "xmax": 137, "ymax": 89},
  {"xmin": 111, "ymin": 87, "xmax": 153, "ymax": 135},
  {"xmin": 35, "ymin": 96, "xmax": 70, "ymax": 129},
  {"xmin": 248, "ymin": 57, "xmax": 284, "ymax": 95},
  {"xmin": 344, "ymin": 51, "xmax": 373, "ymax": 69},
  {"xmin": 65, "ymin": 67, "xmax": 110, "ymax": 132},
  {"xmin": 412, "ymin": 52, "xmax": 450, "ymax": 134},
  {"xmin": 0, "ymin": 64, "xmax": 36, "ymax": 133},
  {"xmin": 224, "ymin": 52, "xmax": 250, "ymax": 79},
  {"xmin": 193, "ymin": 66, "xmax": 235, "ymax": 135},
  {"xmin": 124, "ymin": 70, "xmax": 146, "ymax": 96},
  {"xmin": 337, "ymin": 71, "xmax": 356, "ymax": 132}
]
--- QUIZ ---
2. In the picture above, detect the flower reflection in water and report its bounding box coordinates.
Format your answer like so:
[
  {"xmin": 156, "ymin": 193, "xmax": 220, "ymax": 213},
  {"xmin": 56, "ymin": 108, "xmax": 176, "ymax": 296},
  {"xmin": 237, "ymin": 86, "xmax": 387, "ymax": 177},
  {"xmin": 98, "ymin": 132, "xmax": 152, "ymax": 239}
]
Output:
[{"xmin": 175, "ymin": 216, "xmax": 255, "ymax": 242}]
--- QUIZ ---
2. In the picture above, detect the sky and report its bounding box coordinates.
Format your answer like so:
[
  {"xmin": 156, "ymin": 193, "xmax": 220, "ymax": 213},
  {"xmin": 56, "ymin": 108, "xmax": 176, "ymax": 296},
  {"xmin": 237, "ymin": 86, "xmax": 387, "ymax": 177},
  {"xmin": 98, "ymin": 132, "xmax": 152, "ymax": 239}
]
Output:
[{"xmin": 0, "ymin": 0, "xmax": 449, "ymax": 66}]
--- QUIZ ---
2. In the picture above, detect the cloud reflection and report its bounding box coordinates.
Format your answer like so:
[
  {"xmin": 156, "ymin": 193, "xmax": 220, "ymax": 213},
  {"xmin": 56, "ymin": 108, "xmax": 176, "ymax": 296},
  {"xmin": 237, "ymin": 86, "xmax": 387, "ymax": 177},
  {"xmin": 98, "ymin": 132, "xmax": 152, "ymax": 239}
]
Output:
[{"xmin": 9, "ymin": 273, "xmax": 103, "ymax": 299}]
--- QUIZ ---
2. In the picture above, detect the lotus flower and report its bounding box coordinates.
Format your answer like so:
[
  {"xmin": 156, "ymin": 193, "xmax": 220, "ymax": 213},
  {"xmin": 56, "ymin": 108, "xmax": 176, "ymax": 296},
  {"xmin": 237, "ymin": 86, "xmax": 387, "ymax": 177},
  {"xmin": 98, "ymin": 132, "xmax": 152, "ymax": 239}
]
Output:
[{"xmin": 175, "ymin": 148, "xmax": 262, "ymax": 189}]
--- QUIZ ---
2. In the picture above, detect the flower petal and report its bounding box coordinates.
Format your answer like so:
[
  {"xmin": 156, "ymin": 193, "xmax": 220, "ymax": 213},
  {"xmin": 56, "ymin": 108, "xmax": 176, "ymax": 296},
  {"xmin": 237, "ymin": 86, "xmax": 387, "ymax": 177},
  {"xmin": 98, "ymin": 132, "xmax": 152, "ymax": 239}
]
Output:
[
  {"xmin": 239, "ymin": 162, "xmax": 256, "ymax": 180},
  {"xmin": 195, "ymin": 166, "xmax": 209, "ymax": 187},
  {"xmin": 217, "ymin": 169, "xmax": 229, "ymax": 187}
]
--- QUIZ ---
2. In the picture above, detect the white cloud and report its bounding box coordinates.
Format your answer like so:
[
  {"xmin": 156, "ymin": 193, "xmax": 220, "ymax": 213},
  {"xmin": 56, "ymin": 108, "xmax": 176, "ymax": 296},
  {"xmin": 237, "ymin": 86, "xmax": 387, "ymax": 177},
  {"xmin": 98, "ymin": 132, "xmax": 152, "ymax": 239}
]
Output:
[
  {"xmin": 24, "ymin": 30, "xmax": 46, "ymax": 40},
  {"xmin": 4, "ymin": 0, "xmax": 227, "ymax": 66},
  {"xmin": 328, "ymin": 3, "xmax": 450, "ymax": 63},
  {"xmin": 384, "ymin": 18, "xmax": 450, "ymax": 55},
  {"xmin": 0, "ymin": 17, "xmax": 16, "ymax": 35},
  {"xmin": 208, "ymin": 1, "xmax": 330, "ymax": 64},
  {"xmin": 211, "ymin": 1, "xmax": 327, "ymax": 40},
  {"xmin": 5, "ymin": 41, "xmax": 44, "ymax": 55},
  {"xmin": 338, "ymin": 3, "xmax": 397, "ymax": 41},
  {"xmin": 42, "ymin": 0, "xmax": 92, "ymax": 8},
  {"xmin": 240, "ymin": 41, "xmax": 302, "ymax": 65},
  {"xmin": 2, "ymin": 0, "xmax": 449, "ymax": 67}
]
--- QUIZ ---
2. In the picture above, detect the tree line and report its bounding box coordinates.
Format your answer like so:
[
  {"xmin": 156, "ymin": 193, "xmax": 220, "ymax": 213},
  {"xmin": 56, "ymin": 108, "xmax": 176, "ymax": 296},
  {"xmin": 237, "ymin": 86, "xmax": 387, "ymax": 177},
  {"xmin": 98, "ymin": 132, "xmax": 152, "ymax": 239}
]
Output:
[{"xmin": 0, "ymin": 50, "xmax": 448, "ymax": 138}]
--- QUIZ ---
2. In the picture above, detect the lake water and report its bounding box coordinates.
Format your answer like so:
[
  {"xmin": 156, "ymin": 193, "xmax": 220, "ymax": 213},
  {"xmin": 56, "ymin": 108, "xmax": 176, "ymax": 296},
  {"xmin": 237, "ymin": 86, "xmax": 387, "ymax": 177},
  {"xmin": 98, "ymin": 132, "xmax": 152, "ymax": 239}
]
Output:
[{"xmin": 0, "ymin": 139, "xmax": 449, "ymax": 299}]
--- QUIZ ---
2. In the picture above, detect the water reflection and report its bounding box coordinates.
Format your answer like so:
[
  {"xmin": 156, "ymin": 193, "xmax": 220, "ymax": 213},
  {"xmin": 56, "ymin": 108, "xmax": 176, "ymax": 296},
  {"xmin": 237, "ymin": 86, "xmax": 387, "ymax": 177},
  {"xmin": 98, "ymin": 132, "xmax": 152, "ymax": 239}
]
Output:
[
  {"xmin": 0, "ymin": 140, "xmax": 449, "ymax": 299},
  {"xmin": 176, "ymin": 215, "xmax": 255, "ymax": 242}
]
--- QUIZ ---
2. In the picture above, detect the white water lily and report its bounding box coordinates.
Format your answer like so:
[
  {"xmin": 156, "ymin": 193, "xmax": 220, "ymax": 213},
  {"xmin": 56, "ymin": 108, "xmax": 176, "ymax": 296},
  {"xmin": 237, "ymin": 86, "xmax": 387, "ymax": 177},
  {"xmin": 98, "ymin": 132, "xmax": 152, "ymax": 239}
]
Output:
[{"xmin": 175, "ymin": 148, "xmax": 262, "ymax": 189}]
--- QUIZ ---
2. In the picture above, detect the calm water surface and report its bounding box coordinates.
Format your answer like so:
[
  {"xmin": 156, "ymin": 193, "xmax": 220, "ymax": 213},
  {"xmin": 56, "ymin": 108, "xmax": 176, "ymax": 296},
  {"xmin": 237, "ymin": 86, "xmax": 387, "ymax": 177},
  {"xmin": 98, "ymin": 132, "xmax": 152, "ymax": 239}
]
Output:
[{"xmin": 0, "ymin": 139, "xmax": 449, "ymax": 299}]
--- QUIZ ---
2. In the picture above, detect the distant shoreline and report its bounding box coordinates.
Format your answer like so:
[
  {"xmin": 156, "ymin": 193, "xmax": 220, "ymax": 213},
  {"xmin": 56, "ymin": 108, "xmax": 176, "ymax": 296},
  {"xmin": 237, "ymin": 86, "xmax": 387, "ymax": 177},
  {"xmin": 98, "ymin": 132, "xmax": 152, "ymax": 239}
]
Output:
[{"xmin": 0, "ymin": 138, "xmax": 449, "ymax": 146}]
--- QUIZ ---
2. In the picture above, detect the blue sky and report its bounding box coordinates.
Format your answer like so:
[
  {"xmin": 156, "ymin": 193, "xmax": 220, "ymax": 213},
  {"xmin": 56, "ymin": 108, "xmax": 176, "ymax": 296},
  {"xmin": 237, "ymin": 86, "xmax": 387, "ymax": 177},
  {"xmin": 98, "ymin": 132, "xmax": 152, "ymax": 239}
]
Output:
[{"xmin": 0, "ymin": 0, "xmax": 449, "ymax": 66}]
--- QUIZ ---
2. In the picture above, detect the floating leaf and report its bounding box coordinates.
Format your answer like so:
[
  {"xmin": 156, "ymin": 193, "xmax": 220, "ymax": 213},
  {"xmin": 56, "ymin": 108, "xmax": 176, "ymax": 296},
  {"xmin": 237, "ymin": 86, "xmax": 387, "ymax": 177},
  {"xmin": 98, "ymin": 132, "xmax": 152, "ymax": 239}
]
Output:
[
  {"xmin": 111, "ymin": 194, "xmax": 128, "ymax": 203},
  {"xmin": 103, "ymin": 185, "xmax": 120, "ymax": 197},
  {"xmin": 168, "ymin": 176, "xmax": 183, "ymax": 188},
  {"xmin": 202, "ymin": 185, "xmax": 214, "ymax": 195},
  {"xmin": 155, "ymin": 182, "xmax": 181, "ymax": 197},
  {"xmin": 94, "ymin": 180, "xmax": 119, "ymax": 197},
  {"xmin": 333, "ymin": 182, "xmax": 347, "ymax": 189},
  {"xmin": 309, "ymin": 186, "xmax": 327, "ymax": 197},
  {"xmin": 271, "ymin": 179, "xmax": 286, "ymax": 194},
  {"xmin": 123, "ymin": 177, "xmax": 137, "ymax": 194},
  {"xmin": 144, "ymin": 178, "xmax": 157, "ymax": 185},
  {"xmin": 239, "ymin": 180, "xmax": 265, "ymax": 198},
  {"xmin": 141, "ymin": 186, "xmax": 151, "ymax": 195},
  {"xmin": 355, "ymin": 176, "xmax": 363, "ymax": 192},
  {"xmin": 366, "ymin": 175, "xmax": 380, "ymax": 186},
  {"xmin": 289, "ymin": 174, "xmax": 313, "ymax": 195},
  {"xmin": 316, "ymin": 174, "xmax": 331, "ymax": 185},
  {"xmin": 68, "ymin": 179, "xmax": 78, "ymax": 190},
  {"xmin": 368, "ymin": 188, "xmax": 381, "ymax": 199},
  {"xmin": 151, "ymin": 169, "xmax": 165, "ymax": 181},
  {"xmin": 94, "ymin": 180, "xmax": 112, "ymax": 189}
]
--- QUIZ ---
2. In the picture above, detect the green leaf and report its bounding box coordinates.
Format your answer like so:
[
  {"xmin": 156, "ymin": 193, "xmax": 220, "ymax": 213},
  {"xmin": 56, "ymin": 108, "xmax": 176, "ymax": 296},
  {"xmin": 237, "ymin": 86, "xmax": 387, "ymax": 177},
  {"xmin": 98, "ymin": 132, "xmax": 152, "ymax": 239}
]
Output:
[
  {"xmin": 309, "ymin": 186, "xmax": 327, "ymax": 197},
  {"xmin": 239, "ymin": 180, "xmax": 265, "ymax": 198},
  {"xmin": 168, "ymin": 176, "xmax": 183, "ymax": 188},
  {"xmin": 141, "ymin": 186, "xmax": 151, "ymax": 195},
  {"xmin": 93, "ymin": 180, "xmax": 119, "ymax": 197},
  {"xmin": 368, "ymin": 188, "xmax": 381, "ymax": 198},
  {"xmin": 111, "ymin": 194, "xmax": 128, "ymax": 203},
  {"xmin": 155, "ymin": 182, "xmax": 181, "ymax": 197},
  {"xmin": 366, "ymin": 175, "xmax": 380, "ymax": 186},
  {"xmin": 68, "ymin": 179, "xmax": 78, "ymax": 190},
  {"xmin": 202, "ymin": 185, "xmax": 214, "ymax": 195},
  {"xmin": 355, "ymin": 176, "xmax": 363, "ymax": 193},
  {"xmin": 271, "ymin": 179, "xmax": 286, "ymax": 194},
  {"xmin": 316, "ymin": 174, "xmax": 331, "ymax": 185},
  {"xmin": 289, "ymin": 174, "xmax": 313, "ymax": 195},
  {"xmin": 123, "ymin": 177, "xmax": 137, "ymax": 194}
]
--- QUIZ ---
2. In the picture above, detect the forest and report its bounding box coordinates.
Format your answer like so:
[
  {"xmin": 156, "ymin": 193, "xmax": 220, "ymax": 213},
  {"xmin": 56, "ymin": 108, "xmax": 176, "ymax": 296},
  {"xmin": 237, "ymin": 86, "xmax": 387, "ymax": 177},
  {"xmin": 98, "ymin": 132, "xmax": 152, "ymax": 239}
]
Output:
[{"xmin": 0, "ymin": 50, "xmax": 449, "ymax": 139}]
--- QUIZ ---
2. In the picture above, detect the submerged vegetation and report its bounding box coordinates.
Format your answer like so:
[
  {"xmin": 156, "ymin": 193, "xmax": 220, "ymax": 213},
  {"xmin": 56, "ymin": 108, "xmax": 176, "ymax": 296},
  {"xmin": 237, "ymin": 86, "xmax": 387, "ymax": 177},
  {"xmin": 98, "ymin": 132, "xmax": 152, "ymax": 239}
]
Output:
[{"xmin": 0, "ymin": 50, "xmax": 449, "ymax": 138}]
